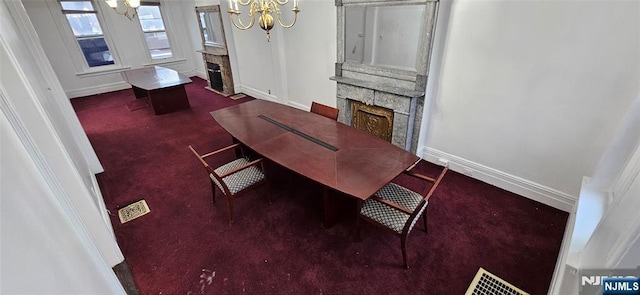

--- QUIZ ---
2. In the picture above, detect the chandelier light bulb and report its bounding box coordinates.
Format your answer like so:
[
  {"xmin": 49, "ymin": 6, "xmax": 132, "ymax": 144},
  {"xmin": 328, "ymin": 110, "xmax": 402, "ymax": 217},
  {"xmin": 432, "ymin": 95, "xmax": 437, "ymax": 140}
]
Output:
[
  {"xmin": 127, "ymin": 0, "xmax": 141, "ymax": 8},
  {"xmin": 105, "ymin": 0, "xmax": 139, "ymax": 20}
]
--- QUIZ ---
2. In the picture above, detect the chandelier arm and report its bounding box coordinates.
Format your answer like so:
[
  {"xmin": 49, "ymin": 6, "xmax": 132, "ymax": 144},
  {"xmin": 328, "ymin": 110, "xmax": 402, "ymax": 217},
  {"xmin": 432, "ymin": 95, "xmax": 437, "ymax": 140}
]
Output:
[
  {"xmin": 268, "ymin": 1, "xmax": 278, "ymax": 14},
  {"xmin": 275, "ymin": 8, "xmax": 299, "ymax": 28},
  {"xmin": 274, "ymin": 0, "xmax": 289, "ymax": 5},
  {"xmin": 236, "ymin": 0, "xmax": 253, "ymax": 6},
  {"xmin": 229, "ymin": 3, "xmax": 258, "ymax": 30},
  {"xmin": 230, "ymin": 14, "xmax": 257, "ymax": 30},
  {"xmin": 110, "ymin": 6, "xmax": 137, "ymax": 20},
  {"xmin": 125, "ymin": 11, "xmax": 137, "ymax": 20}
]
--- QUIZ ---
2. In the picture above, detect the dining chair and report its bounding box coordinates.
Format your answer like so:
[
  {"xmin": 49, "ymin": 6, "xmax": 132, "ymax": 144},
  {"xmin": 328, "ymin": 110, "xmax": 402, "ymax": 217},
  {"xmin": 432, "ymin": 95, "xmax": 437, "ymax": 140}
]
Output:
[
  {"xmin": 357, "ymin": 164, "xmax": 448, "ymax": 268},
  {"xmin": 188, "ymin": 144, "xmax": 270, "ymax": 224},
  {"xmin": 310, "ymin": 101, "xmax": 339, "ymax": 121}
]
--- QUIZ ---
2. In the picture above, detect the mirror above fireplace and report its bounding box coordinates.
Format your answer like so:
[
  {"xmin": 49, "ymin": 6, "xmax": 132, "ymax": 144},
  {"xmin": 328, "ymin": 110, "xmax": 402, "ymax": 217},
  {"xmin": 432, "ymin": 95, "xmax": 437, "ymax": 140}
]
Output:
[
  {"xmin": 196, "ymin": 5, "xmax": 227, "ymax": 55},
  {"xmin": 344, "ymin": 4, "xmax": 425, "ymax": 73}
]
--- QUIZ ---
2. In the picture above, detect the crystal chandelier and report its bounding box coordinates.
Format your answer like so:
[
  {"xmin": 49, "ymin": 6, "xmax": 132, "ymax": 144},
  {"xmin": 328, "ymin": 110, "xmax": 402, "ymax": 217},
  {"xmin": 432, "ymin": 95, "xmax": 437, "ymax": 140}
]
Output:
[
  {"xmin": 105, "ymin": 0, "xmax": 140, "ymax": 20},
  {"xmin": 227, "ymin": 0, "xmax": 300, "ymax": 41}
]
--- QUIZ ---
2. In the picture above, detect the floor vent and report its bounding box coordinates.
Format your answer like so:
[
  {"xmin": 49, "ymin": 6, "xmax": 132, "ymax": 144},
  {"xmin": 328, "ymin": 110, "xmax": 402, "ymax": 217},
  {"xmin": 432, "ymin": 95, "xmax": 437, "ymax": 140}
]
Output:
[
  {"xmin": 229, "ymin": 93, "xmax": 246, "ymax": 100},
  {"xmin": 118, "ymin": 200, "xmax": 150, "ymax": 223},
  {"xmin": 465, "ymin": 267, "xmax": 529, "ymax": 295}
]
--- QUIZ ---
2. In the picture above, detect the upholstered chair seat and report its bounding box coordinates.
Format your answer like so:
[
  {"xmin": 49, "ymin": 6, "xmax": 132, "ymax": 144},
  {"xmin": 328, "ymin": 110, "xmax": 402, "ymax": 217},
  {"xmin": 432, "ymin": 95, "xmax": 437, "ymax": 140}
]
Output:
[
  {"xmin": 189, "ymin": 144, "xmax": 270, "ymax": 224},
  {"xmin": 360, "ymin": 183, "xmax": 426, "ymax": 234},
  {"xmin": 358, "ymin": 165, "xmax": 448, "ymax": 268},
  {"xmin": 211, "ymin": 158, "xmax": 265, "ymax": 195}
]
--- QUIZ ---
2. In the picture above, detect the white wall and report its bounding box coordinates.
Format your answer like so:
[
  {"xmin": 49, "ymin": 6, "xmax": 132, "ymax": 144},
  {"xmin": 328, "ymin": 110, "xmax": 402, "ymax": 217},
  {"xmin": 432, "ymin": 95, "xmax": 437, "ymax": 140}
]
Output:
[
  {"xmin": 22, "ymin": 0, "xmax": 201, "ymax": 98},
  {"xmin": 581, "ymin": 143, "xmax": 640, "ymax": 269},
  {"xmin": 2, "ymin": 0, "xmax": 123, "ymax": 265},
  {"xmin": 280, "ymin": 0, "xmax": 336, "ymax": 109},
  {"xmin": 222, "ymin": 0, "xmax": 336, "ymax": 109},
  {"xmin": 2, "ymin": 1, "xmax": 123, "ymax": 292},
  {"xmin": 422, "ymin": 0, "xmax": 640, "ymax": 203},
  {"xmin": 554, "ymin": 143, "xmax": 640, "ymax": 293},
  {"xmin": 1, "ymin": 110, "xmax": 125, "ymax": 294}
]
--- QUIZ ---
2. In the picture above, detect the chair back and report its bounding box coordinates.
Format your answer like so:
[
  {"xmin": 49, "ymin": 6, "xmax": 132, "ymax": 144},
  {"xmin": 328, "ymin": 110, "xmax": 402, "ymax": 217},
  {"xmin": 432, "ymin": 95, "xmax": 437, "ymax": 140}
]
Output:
[
  {"xmin": 188, "ymin": 145, "xmax": 215, "ymax": 174},
  {"xmin": 188, "ymin": 145, "xmax": 232, "ymax": 196},
  {"xmin": 311, "ymin": 101, "xmax": 339, "ymax": 121},
  {"xmin": 401, "ymin": 167, "xmax": 448, "ymax": 235}
]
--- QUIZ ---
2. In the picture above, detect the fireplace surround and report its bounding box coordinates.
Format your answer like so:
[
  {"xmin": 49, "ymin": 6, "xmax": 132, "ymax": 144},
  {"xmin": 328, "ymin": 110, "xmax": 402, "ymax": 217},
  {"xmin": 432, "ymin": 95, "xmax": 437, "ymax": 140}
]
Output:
[
  {"xmin": 331, "ymin": 0, "xmax": 439, "ymax": 153},
  {"xmin": 196, "ymin": 5, "xmax": 235, "ymax": 96}
]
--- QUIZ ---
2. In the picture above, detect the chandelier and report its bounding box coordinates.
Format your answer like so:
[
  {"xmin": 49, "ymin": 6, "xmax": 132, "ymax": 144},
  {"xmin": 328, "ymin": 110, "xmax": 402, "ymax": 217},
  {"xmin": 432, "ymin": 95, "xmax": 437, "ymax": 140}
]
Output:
[
  {"xmin": 105, "ymin": 0, "xmax": 140, "ymax": 20},
  {"xmin": 227, "ymin": 0, "xmax": 300, "ymax": 41}
]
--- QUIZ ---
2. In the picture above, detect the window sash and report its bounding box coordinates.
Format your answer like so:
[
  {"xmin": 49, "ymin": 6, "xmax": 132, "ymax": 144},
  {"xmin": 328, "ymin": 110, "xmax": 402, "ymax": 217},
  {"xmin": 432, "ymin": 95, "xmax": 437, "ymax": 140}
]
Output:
[
  {"xmin": 59, "ymin": 0, "xmax": 115, "ymax": 68},
  {"xmin": 60, "ymin": 0, "xmax": 96, "ymax": 12},
  {"xmin": 137, "ymin": 3, "xmax": 173, "ymax": 60}
]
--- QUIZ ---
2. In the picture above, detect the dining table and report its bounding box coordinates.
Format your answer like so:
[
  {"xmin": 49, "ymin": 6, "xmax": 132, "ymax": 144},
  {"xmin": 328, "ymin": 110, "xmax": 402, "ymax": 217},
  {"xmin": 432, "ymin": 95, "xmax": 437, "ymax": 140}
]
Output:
[{"xmin": 210, "ymin": 99, "xmax": 420, "ymax": 225}]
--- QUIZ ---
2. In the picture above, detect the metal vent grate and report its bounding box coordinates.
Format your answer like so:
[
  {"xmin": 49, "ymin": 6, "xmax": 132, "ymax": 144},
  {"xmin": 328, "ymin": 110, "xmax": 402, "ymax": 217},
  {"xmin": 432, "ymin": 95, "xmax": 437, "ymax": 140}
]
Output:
[
  {"xmin": 465, "ymin": 268, "xmax": 530, "ymax": 295},
  {"xmin": 118, "ymin": 199, "xmax": 151, "ymax": 223}
]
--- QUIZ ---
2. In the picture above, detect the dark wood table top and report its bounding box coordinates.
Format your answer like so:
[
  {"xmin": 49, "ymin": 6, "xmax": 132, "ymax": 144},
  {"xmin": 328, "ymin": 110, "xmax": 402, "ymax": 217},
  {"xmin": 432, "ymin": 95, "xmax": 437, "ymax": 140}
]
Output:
[
  {"xmin": 211, "ymin": 99, "xmax": 419, "ymax": 200},
  {"xmin": 121, "ymin": 66, "xmax": 192, "ymax": 91}
]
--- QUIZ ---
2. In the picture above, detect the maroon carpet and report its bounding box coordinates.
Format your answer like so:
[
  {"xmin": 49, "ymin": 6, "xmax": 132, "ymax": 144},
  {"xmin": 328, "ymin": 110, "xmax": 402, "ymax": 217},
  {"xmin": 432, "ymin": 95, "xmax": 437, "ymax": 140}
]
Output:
[{"xmin": 72, "ymin": 77, "xmax": 568, "ymax": 295}]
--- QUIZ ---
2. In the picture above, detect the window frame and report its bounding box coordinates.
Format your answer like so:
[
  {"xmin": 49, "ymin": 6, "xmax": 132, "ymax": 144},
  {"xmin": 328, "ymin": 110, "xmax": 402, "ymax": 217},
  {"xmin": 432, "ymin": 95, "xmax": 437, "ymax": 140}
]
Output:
[
  {"xmin": 50, "ymin": 0, "xmax": 126, "ymax": 75},
  {"xmin": 136, "ymin": 1, "xmax": 175, "ymax": 62}
]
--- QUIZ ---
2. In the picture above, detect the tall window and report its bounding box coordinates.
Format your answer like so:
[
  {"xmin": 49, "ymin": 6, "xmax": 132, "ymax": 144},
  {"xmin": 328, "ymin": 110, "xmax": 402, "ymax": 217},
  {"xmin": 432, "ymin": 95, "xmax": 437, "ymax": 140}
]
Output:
[
  {"xmin": 60, "ymin": 0, "xmax": 115, "ymax": 67},
  {"xmin": 137, "ymin": 3, "xmax": 173, "ymax": 60}
]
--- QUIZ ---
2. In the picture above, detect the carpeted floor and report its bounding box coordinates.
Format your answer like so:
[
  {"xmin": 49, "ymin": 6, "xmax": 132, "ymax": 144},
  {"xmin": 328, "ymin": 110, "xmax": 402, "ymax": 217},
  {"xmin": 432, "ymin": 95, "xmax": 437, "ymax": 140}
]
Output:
[{"xmin": 71, "ymin": 77, "xmax": 568, "ymax": 295}]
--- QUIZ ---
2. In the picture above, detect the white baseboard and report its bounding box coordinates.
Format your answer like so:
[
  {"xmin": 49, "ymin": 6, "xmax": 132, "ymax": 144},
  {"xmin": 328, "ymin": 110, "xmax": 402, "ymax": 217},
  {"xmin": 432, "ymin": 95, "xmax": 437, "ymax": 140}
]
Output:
[
  {"xmin": 67, "ymin": 68, "xmax": 200, "ymax": 99},
  {"xmin": 66, "ymin": 82, "xmax": 131, "ymax": 99},
  {"xmin": 421, "ymin": 147, "xmax": 576, "ymax": 212},
  {"xmin": 236, "ymin": 85, "xmax": 278, "ymax": 102},
  {"xmin": 193, "ymin": 70, "xmax": 207, "ymax": 80},
  {"xmin": 234, "ymin": 87, "xmax": 308, "ymax": 111},
  {"xmin": 287, "ymin": 101, "xmax": 308, "ymax": 111}
]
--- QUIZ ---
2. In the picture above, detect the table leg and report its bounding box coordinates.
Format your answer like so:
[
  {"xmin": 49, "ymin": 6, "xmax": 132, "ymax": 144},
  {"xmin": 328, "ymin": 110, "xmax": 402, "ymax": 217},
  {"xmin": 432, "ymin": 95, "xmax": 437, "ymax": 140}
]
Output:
[
  {"xmin": 147, "ymin": 85, "xmax": 190, "ymax": 115},
  {"xmin": 323, "ymin": 188, "xmax": 357, "ymax": 228},
  {"xmin": 323, "ymin": 188, "xmax": 333, "ymax": 228},
  {"xmin": 131, "ymin": 85, "xmax": 148, "ymax": 99}
]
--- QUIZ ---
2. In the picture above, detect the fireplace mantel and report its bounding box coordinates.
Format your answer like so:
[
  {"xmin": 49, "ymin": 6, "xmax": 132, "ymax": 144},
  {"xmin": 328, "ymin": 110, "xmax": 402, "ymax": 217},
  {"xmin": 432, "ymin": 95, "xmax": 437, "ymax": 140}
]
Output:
[{"xmin": 330, "ymin": 76, "xmax": 424, "ymax": 98}]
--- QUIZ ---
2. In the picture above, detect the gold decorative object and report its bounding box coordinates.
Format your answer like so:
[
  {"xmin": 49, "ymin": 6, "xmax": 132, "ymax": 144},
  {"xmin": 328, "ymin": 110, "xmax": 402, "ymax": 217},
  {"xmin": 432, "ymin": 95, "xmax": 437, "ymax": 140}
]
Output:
[
  {"xmin": 352, "ymin": 101, "xmax": 394, "ymax": 143},
  {"xmin": 105, "ymin": 0, "xmax": 140, "ymax": 20},
  {"xmin": 227, "ymin": 0, "xmax": 300, "ymax": 41}
]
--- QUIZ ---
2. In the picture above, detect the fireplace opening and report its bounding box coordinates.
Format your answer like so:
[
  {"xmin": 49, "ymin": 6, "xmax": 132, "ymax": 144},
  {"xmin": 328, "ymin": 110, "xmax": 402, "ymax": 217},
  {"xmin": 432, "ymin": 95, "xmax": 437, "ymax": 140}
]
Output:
[
  {"xmin": 206, "ymin": 62, "xmax": 223, "ymax": 92},
  {"xmin": 351, "ymin": 101, "xmax": 394, "ymax": 142}
]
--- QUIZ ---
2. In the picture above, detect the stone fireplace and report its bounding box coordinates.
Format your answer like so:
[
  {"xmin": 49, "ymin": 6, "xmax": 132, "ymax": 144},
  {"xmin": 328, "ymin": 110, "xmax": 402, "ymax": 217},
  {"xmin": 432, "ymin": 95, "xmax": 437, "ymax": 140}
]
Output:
[
  {"xmin": 332, "ymin": 73, "xmax": 425, "ymax": 153},
  {"xmin": 201, "ymin": 52, "xmax": 234, "ymax": 96},
  {"xmin": 331, "ymin": 0, "xmax": 438, "ymax": 153}
]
